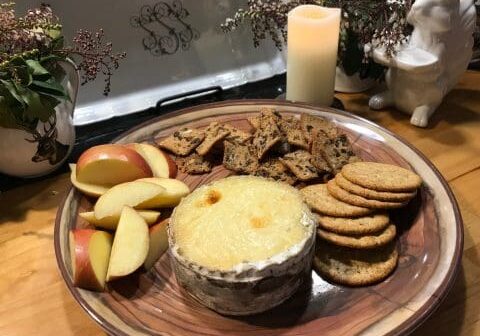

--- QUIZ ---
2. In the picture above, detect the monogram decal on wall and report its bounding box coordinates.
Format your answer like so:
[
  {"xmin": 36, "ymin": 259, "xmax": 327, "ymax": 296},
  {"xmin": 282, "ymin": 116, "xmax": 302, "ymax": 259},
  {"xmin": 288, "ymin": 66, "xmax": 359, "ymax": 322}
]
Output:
[{"xmin": 130, "ymin": 1, "xmax": 200, "ymax": 56}]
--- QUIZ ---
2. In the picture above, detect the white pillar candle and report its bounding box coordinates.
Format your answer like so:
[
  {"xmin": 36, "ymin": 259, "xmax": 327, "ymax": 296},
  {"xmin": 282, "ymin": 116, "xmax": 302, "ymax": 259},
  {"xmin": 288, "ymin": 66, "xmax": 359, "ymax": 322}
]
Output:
[{"xmin": 286, "ymin": 5, "xmax": 341, "ymax": 106}]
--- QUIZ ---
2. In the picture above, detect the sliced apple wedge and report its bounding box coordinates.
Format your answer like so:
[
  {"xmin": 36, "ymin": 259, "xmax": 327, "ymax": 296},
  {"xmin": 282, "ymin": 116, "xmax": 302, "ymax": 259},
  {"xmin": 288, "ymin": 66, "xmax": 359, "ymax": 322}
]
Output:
[
  {"xmin": 70, "ymin": 229, "xmax": 113, "ymax": 291},
  {"xmin": 144, "ymin": 218, "xmax": 169, "ymax": 270},
  {"xmin": 137, "ymin": 177, "xmax": 190, "ymax": 207},
  {"xmin": 77, "ymin": 144, "xmax": 153, "ymax": 185},
  {"xmin": 106, "ymin": 206, "xmax": 149, "ymax": 281},
  {"xmin": 94, "ymin": 181, "xmax": 166, "ymax": 219},
  {"xmin": 79, "ymin": 210, "xmax": 161, "ymax": 230},
  {"xmin": 70, "ymin": 164, "xmax": 108, "ymax": 198},
  {"xmin": 126, "ymin": 143, "xmax": 177, "ymax": 178}
]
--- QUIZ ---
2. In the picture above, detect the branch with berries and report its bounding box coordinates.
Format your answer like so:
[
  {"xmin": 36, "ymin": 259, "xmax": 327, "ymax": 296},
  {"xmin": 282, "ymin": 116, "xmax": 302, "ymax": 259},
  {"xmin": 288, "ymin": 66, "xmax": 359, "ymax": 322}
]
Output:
[{"xmin": 59, "ymin": 29, "xmax": 126, "ymax": 95}]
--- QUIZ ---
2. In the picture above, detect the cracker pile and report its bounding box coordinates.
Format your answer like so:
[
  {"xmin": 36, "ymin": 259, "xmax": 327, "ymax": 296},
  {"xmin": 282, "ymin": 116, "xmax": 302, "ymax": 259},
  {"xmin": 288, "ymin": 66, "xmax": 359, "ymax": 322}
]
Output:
[
  {"xmin": 302, "ymin": 161, "xmax": 422, "ymax": 286},
  {"xmin": 156, "ymin": 108, "xmax": 360, "ymax": 184}
]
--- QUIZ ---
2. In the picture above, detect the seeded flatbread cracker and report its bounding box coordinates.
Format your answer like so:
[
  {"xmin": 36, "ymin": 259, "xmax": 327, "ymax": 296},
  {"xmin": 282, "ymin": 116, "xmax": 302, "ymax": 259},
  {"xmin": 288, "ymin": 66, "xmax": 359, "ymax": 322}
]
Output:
[
  {"xmin": 223, "ymin": 124, "xmax": 252, "ymax": 144},
  {"xmin": 335, "ymin": 173, "xmax": 416, "ymax": 202},
  {"xmin": 312, "ymin": 156, "xmax": 332, "ymax": 176},
  {"xmin": 249, "ymin": 108, "xmax": 280, "ymax": 128},
  {"xmin": 252, "ymin": 111, "xmax": 282, "ymax": 159},
  {"xmin": 277, "ymin": 115, "xmax": 309, "ymax": 150},
  {"xmin": 327, "ymin": 179, "xmax": 406, "ymax": 209},
  {"xmin": 315, "ymin": 213, "xmax": 390, "ymax": 235},
  {"xmin": 157, "ymin": 128, "xmax": 205, "ymax": 156},
  {"xmin": 254, "ymin": 158, "xmax": 297, "ymax": 185},
  {"xmin": 223, "ymin": 140, "xmax": 258, "ymax": 174},
  {"xmin": 318, "ymin": 133, "xmax": 361, "ymax": 174},
  {"xmin": 280, "ymin": 150, "xmax": 318, "ymax": 181},
  {"xmin": 195, "ymin": 122, "xmax": 230, "ymax": 156},
  {"xmin": 313, "ymin": 242, "xmax": 398, "ymax": 286},
  {"xmin": 310, "ymin": 131, "xmax": 332, "ymax": 174},
  {"xmin": 301, "ymin": 184, "xmax": 372, "ymax": 217},
  {"xmin": 176, "ymin": 153, "xmax": 212, "ymax": 174},
  {"xmin": 317, "ymin": 224, "xmax": 396, "ymax": 249},
  {"xmin": 300, "ymin": 113, "xmax": 338, "ymax": 144},
  {"xmin": 342, "ymin": 162, "xmax": 422, "ymax": 192}
]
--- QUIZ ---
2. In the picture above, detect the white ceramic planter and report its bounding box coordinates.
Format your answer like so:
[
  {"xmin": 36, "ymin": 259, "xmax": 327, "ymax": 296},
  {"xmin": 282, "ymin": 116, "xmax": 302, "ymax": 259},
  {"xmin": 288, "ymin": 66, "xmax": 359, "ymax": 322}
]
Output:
[{"xmin": 0, "ymin": 61, "xmax": 78, "ymax": 178}]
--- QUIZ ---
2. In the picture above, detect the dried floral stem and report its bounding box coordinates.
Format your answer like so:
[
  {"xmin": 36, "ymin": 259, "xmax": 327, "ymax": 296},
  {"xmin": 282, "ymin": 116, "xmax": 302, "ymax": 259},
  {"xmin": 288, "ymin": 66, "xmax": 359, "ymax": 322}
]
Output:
[
  {"xmin": 58, "ymin": 29, "xmax": 126, "ymax": 95},
  {"xmin": 221, "ymin": 0, "xmax": 411, "ymax": 63}
]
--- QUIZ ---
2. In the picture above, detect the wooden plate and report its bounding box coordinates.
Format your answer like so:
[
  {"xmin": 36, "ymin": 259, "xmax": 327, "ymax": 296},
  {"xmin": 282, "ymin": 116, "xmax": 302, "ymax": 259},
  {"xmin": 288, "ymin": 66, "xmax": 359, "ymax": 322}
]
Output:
[{"xmin": 55, "ymin": 100, "xmax": 463, "ymax": 336}]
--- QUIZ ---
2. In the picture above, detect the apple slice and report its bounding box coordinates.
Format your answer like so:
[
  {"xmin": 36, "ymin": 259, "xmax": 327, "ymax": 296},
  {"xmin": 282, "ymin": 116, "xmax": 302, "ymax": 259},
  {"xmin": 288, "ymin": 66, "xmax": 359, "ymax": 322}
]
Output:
[
  {"xmin": 94, "ymin": 181, "xmax": 166, "ymax": 219},
  {"xmin": 126, "ymin": 143, "xmax": 177, "ymax": 178},
  {"xmin": 106, "ymin": 206, "xmax": 149, "ymax": 281},
  {"xmin": 69, "ymin": 164, "xmax": 109, "ymax": 198},
  {"xmin": 79, "ymin": 210, "xmax": 161, "ymax": 230},
  {"xmin": 137, "ymin": 177, "xmax": 190, "ymax": 207},
  {"xmin": 144, "ymin": 218, "xmax": 169, "ymax": 270},
  {"xmin": 70, "ymin": 229, "xmax": 113, "ymax": 291},
  {"xmin": 76, "ymin": 144, "xmax": 153, "ymax": 185}
]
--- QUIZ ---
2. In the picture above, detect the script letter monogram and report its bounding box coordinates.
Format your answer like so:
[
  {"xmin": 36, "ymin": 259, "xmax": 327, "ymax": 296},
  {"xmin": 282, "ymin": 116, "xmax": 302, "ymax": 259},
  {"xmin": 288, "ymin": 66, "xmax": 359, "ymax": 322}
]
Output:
[{"xmin": 131, "ymin": 1, "xmax": 200, "ymax": 56}]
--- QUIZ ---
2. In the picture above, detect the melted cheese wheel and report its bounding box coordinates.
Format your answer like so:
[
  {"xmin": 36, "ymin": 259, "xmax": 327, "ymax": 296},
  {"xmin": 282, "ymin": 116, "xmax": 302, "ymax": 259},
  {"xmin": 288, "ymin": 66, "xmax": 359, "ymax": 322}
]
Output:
[{"xmin": 171, "ymin": 176, "xmax": 311, "ymax": 271}]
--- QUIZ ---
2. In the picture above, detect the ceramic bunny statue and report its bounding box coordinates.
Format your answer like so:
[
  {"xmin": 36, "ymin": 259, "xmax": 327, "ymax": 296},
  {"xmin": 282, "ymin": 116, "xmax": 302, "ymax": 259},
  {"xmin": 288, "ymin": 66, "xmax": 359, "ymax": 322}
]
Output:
[{"xmin": 369, "ymin": 0, "xmax": 477, "ymax": 127}]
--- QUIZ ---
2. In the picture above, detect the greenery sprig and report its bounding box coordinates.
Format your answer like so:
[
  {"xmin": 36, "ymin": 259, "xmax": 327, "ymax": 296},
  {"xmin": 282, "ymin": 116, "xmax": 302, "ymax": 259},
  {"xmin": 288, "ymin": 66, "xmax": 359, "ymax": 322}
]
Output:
[{"xmin": 0, "ymin": 2, "xmax": 125, "ymax": 133}]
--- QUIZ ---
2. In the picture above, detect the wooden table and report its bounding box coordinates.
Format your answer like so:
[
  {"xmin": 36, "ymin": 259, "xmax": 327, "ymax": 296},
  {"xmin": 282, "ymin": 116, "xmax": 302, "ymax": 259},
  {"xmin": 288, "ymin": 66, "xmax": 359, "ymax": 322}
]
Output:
[{"xmin": 1, "ymin": 71, "xmax": 479, "ymax": 336}]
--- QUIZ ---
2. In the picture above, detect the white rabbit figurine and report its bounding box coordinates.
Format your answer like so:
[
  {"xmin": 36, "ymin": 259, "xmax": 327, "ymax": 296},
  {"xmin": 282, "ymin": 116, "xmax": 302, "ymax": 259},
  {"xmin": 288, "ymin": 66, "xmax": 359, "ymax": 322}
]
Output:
[{"xmin": 369, "ymin": 0, "xmax": 477, "ymax": 127}]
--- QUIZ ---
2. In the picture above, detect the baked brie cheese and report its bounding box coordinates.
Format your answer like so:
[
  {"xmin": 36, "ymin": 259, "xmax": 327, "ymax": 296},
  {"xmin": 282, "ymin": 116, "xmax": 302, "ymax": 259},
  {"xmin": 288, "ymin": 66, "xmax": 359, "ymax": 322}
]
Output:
[{"xmin": 168, "ymin": 175, "xmax": 316, "ymax": 315}]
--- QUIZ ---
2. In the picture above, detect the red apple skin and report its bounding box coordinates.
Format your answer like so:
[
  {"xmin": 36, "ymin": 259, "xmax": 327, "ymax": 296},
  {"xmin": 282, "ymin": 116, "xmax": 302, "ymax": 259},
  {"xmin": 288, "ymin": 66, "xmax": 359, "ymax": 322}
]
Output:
[
  {"xmin": 160, "ymin": 150, "xmax": 177, "ymax": 178},
  {"xmin": 70, "ymin": 229, "xmax": 112, "ymax": 291},
  {"xmin": 76, "ymin": 144, "xmax": 153, "ymax": 184},
  {"xmin": 125, "ymin": 143, "xmax": 177, "ymax": 178}
]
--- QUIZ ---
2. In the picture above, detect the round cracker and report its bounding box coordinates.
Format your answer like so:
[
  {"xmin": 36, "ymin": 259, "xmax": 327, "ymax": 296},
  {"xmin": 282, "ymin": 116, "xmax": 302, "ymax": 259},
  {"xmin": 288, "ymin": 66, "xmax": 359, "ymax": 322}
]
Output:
[
  {"xmin": 317, "ymin": 224, "xmax": 396, "ymax": 249},
  {"xmin": 301, "ymin": 184, "xmax": 372, "ymax": 217},
  {"xmin": 327, "ymin": 180, "xmax": 406, "ymax": 209},
  {"xmin": 341, "ymin": 162, "xmax": 422, "ymax": 192},
  {"xmin": 335, "ymin": 173, "xmax": 416, "ymax": 202},
  {"xmin": 313, "ymin": 242, "xmax": 398, "ymax": 286},
  {"xmin": 316, "ymin": 213, "xmax": 390, "ymax": 235}
]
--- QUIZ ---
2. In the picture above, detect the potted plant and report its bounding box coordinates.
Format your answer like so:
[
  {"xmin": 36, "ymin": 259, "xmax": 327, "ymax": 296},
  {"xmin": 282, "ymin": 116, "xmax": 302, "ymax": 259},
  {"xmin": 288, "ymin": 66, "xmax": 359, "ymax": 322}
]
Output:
[
  {"xmin": 221, "ymin": 0, "xmax": 411, "ymax": 93},
  {"xmin": 0, "ymin": 2, "xmax": 125, "ymax": 177}
]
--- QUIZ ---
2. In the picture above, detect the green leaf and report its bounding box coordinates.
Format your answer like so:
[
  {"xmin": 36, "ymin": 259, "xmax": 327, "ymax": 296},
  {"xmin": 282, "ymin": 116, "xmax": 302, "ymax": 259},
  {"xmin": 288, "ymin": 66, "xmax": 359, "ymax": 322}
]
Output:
[
  {"xmin": 47, "ymin": 28, "xmax": 62, "ymax": 40},
  {"xmin": 26, "ymin": 59, "xmax": 50, "ymax": 78},
  {"xmin": 0, "ymin": 97, "xmax": 22, "ymax": 129},
  {"xmin": 20, "ymin": 87, "xmax": 53, "ymax": 122},
  {"xmin": 10, "ymin": 83, "xmax": 51, "ymax": 122},
  {"xmin": 0, "ymin": 79, "xmax": 26, "ymax": 107},
  {"xmin": 50, "ymin": 36, "xmax": 64, "ymax": 50},
  {"xmin": 40, "ymin": 54, "xmax": 65, "ymax": 64},
  {"xmin": 30, "ymin": 79, "xmax": 69, "ymax": 100},
  {"xmin": 8, "ymin": 56, "xmax": 28, "ymax": 67},
  {"xmin": 39, "ymin": 56, "xmax": 68, "ymax": 82},
  {"xmin": 341, "ymin": 30, "xmax": 363, "ymax": 76},
  {"xmin": 15, "ymin": 65, "xmax": 32, "ymax": 85},
  {"xmin": 0, "ymin": 70, "xmax": 9, "ymax": 79},
  {"xmin": 359, "ymin": 61, "xmax": 385, "ymax": 80},
  {"xmin": 39, "ymin": 94, "xmax": 61, "ymax": 112}
]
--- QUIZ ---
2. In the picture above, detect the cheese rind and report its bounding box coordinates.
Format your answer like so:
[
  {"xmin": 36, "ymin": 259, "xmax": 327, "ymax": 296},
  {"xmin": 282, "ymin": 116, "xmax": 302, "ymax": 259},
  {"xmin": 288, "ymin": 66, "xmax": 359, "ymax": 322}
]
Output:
[{"xmin": 169, "ymin": 176, "xmax": 316, "ymax": 315}]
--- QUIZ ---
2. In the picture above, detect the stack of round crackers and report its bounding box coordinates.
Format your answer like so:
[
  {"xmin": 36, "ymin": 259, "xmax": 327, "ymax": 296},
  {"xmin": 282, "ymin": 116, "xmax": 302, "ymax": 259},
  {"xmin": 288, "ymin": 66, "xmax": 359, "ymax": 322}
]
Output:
[{"xmin": 301, "ymin": 162, "xmax": 422, "ymax": 286}]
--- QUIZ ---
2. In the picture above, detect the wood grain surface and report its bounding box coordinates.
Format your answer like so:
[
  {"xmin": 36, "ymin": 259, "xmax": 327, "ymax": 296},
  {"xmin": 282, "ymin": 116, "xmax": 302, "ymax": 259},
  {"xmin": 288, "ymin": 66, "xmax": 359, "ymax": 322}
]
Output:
[{"xmin": 1, "ymin": 71, "xmax": 479, "ymax": 335}]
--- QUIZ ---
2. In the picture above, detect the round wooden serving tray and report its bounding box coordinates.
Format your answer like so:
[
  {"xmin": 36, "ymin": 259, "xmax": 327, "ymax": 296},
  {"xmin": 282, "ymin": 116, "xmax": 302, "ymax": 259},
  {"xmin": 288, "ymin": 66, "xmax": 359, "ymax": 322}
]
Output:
[{"xmin": 55, "ymin": 100, "xmax": 463, "ymax": 336}]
